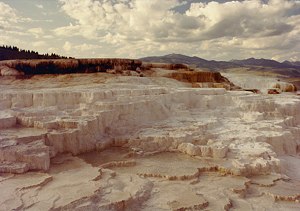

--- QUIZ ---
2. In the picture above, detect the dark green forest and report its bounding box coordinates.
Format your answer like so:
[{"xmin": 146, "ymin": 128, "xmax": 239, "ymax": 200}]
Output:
[{"xmin": 0, "ymin": 45, "xmax": 72, "ymax": 60}]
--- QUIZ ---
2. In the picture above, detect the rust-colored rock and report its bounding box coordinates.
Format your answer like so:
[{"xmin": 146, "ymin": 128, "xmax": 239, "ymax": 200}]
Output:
[
  {"xmin": 268, "ymin": 89, "xmax": 281, "ymax": 94},
  {"xmin": 169, "ymin": 71, "xmax": 227, "ymax": 83},
  {"xmin": 142, "ymin": 62, "xmax": 189, "ymax": 70},
  {"xmin": 0, "ymin": 58, "xmax": 142, "ymax": 75}
]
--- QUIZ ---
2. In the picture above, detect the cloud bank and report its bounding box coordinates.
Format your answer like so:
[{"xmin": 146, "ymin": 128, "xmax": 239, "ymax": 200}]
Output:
[{"xmin": 1, "ymin": 0, "xmax": 300, "ymax": 61}]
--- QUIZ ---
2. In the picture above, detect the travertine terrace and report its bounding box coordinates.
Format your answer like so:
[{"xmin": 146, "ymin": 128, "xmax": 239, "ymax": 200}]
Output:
[{"xmin": 0, "ymin": 68, "xmax": 300, "ymax": 210}]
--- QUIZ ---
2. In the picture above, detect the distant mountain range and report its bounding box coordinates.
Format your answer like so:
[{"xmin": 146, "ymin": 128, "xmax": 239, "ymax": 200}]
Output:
[
  {"xmin": 231, "ymin": 58, "xmax": 299, "ymax": 69},
  {"xmin": 283, "ymin": 60, "xmax": 300, "ymax": 67},
  {"xmin": 140, "ymin": 54, "xmax": 238, "ymax": 70},
  {"xmin": 140, "ymin": 53, "xmax": 300, "ymax": 70}
]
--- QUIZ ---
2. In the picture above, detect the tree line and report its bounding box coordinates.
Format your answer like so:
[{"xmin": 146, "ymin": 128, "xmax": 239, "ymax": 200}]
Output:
[{"xmin": 0, "ymin": 45, "xmax": 73, "ymax": 61}]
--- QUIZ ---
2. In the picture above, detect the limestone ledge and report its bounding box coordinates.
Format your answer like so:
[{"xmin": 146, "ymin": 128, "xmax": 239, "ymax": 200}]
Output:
[{"xmin": 0, "ymin": 80, "xmax": 300, "ymax": 176}]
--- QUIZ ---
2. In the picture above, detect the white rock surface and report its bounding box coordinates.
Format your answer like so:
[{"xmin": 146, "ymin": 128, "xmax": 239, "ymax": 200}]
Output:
[
  {"xmin": 223, "ymin": 72, "xmax": 297, "ymax": 93},
  {"xmin": 0, "ymin": 73, "xmax": 300, "ymax": 210},
  {"xmin": 1, "ymin": 74, "xmax": 300, "ymax": 174}
]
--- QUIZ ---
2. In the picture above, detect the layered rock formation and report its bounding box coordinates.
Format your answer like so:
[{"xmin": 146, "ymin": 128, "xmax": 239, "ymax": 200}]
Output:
[
  {"xmin": 0, "ymin": 72, "xmax": 300, "ymax": 210},
  {"xmin": 170, "ymin": 71, "xmax": 224, "ymax": 83},
  {"xmin": 0, "ymin": 58, "xmax": 142, "ymax": 75},
  {"xmin": 143, "ymin": 67, "xmax": 238, "ymax": 90},
  {"xmin": 169, "ymin": 71, "xmax": 237, "ymax": 90}
]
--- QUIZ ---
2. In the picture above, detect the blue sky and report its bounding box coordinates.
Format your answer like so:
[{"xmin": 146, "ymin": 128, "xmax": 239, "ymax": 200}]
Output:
[{"xmin": 1, "ymin": 0, "xmax": 300, "ymax": 61}]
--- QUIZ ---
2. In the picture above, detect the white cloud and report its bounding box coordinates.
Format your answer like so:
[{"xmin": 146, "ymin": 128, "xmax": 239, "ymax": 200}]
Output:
[
  {"xmin": 53, "ymin": 23, "xmax": 97, "ymax": 39},
  {"xmin": 63, "ymin": 41, "xmax": 72, "ymax": 52},
  {"xmin": 60, "ymin": 41, "xmax": 103, "ymax": 57},
  {"xmin": 43, "ymin": 35, "xmax": 55, "ymax": 39},
  {"xmin": 57, "ymin": 0, "xmax": 299, "ymax": 41},
  {"xmin": 73, "ymin": 43, "xmax": 101, "ymax": 51},
  {"xmin": 1, "ymin": 0, "xmax": 300, "ymax": 61},
  {"xmin": 54, "ymin": 0, "xmax": 300, "ymax": 60},
  {"xmin": 0, "ymin": 2, "xmax": 19, "ymax": 28},
  {"xmin": 57, "ymin": 0, "xmax": 196, "ymax": 42},
  {"xmin": 0, "ymin": 35, "xmax": 21, "ymax": 46},
  {"xmin": 28, "ymin": 27, "xmax": 44, "ymax": 38},
  {"xmin": 0, "ymin": 2, "xmax": 31, "ymax": 27},
  {"xmin": 33, "ymin": 41, "xmax": 47, "ymax": 48},
  {"xmin": 0, "ymin": 2, "xmax": 36, "ymax": 48},
  {"xmin": 186, "ymin": 0, "xmax": 295, "ymax": 39},
  {"xmin": 63, "ymin": 41, "xmax": 102, "ymax": 53},
  {"xmin": 36, "ymin": 4, "xmax": 44, "ymax": 9}
]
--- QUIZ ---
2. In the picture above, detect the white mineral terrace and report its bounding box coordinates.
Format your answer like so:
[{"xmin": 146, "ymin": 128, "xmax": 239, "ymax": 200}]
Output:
[{"xmin": 0, "ymin": 73, "xmax": 300, "ymax": 210}]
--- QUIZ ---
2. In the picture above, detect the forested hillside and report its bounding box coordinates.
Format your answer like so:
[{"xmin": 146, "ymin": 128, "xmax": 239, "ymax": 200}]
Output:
[{"xmin": 0, "ymin": 45, "xmax": 71, "ymax": 60}]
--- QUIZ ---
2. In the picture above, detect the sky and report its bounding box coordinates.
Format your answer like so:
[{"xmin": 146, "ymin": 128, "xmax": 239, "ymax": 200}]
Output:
[{"xmin": 0, "ymin": 0, "xmax": 300, "ymax": 61}]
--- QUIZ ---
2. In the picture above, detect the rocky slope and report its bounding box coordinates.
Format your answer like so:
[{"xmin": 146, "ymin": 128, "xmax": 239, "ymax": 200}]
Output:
[{"xmin": 0, "ymin": 72, "xmax": 300, "ymax": 210}]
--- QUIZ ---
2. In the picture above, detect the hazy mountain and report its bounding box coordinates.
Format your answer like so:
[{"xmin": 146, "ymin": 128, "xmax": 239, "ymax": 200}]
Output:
[
  {"xmin": 231, "ymin": 58, "xmax": 295, "ymax": 68},
  {"xmin": 282, "ymin": 60, "xmax": 300, "ymax": 67},
  {"xmin": 140, "ymin": 53, "xmax": 240, "ymax": 70},
  {"xmin": 141, "ymin": 54, "xmax": 300, "ymax": 70}
]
